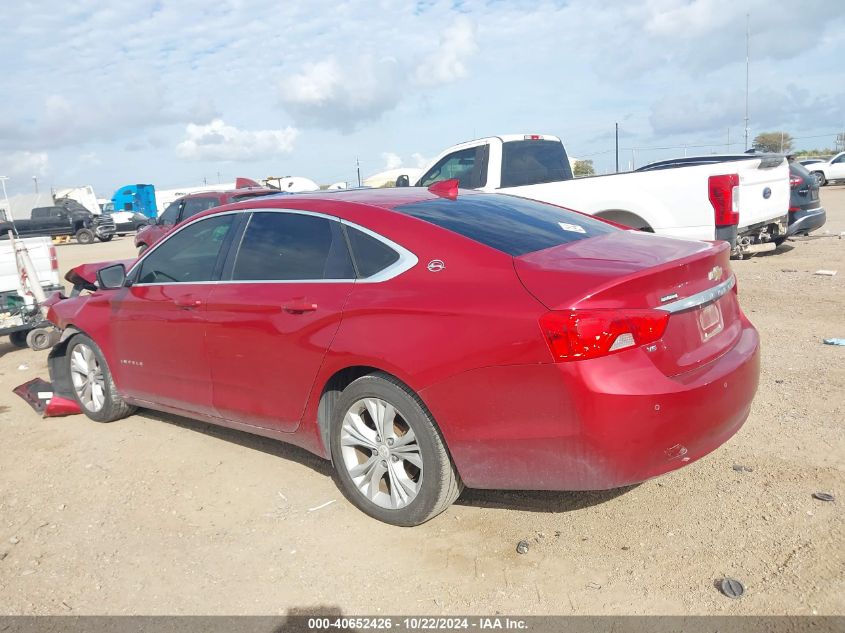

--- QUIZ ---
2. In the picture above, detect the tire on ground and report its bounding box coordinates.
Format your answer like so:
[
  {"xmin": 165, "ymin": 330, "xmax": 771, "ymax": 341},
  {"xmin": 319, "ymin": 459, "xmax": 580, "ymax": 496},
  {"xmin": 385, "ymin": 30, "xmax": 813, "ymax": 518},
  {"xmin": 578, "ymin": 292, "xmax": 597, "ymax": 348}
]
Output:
[
  {"xmin": 329, "ymin": 371, "xmax": 463, "ymax": 526},
  {"xmin": 66, "ymin": 334, "xmax": 136, "ymax": 423},
  {"xmin": 75, "ymin": 228, "xmax": 95, "ymax": 245}
]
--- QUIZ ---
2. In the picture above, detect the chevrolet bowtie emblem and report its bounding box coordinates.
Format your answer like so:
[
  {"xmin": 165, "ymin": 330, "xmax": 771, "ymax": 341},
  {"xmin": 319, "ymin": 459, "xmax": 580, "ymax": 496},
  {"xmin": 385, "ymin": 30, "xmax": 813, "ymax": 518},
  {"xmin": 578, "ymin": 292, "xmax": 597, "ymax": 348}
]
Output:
[{"xmin": 708, "ymin": 266, "xmax": 723, "ymax": 281}]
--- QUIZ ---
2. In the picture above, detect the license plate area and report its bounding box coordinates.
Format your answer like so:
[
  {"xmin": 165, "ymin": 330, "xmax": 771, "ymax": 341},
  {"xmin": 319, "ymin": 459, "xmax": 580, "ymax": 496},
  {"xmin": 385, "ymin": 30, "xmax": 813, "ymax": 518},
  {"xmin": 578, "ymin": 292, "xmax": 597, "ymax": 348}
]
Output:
[{"xmin": 698, "ymin": 302, "xmax": 723, "ymax": 341}]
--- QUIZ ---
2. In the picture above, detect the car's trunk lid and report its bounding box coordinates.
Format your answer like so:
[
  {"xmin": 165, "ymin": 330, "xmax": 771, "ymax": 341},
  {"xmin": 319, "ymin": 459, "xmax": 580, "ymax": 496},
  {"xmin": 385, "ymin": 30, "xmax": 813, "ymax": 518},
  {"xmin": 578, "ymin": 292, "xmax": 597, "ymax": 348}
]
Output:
[{"xmin": 515, "ymin": 231, "xmax": 742, "ymax": 376}]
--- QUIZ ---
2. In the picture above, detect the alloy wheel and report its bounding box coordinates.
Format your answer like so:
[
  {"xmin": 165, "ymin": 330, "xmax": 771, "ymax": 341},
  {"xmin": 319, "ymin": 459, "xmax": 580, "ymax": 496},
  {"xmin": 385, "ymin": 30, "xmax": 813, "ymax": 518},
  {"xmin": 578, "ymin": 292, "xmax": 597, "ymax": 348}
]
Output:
[
  {"xmin": 339, "ymin": 397, "xmax": 423, "ymax": 510},
  {"xmin": 70, "ymin": 344, "xmax": 106, "ymax": 412}
]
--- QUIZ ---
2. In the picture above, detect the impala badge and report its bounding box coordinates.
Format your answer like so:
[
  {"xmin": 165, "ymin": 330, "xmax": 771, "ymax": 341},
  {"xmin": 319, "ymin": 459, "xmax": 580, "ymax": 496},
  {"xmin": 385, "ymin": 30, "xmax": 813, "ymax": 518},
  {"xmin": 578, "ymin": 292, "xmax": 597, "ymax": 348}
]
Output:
[
  {"xmin": 708, "ymin": 266, "xmax": 723, "ymax": 281},
  {"xmin": 427, "ymin": 260, "xmax": 445, "ymax": 272}
]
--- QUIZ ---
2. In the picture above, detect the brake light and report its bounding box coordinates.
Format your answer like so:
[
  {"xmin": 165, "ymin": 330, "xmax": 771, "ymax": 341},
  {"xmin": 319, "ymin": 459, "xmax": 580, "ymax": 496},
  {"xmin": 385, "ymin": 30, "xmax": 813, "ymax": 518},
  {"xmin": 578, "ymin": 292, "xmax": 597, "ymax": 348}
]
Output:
[
  {"xmin": 789, "ymin": 174, "xmax": 802, "ymax": 188},
  {"xmin": 788, "ymin": 205, "xmax": 801, "ymax": 213},
  {"xmin": 539, "ymin": 309, "xmax": 669, "ymax": 362},
  {"xmin": 49, "ymin": 246, "xmax": 59, "ymax": 271},
  {"xmin": 709, "ymin": 174, "xmax": 740, "ymax": 226},
  {"xmin": 523, "ymin": 135, "xmax": 543, "ymax": 140}
]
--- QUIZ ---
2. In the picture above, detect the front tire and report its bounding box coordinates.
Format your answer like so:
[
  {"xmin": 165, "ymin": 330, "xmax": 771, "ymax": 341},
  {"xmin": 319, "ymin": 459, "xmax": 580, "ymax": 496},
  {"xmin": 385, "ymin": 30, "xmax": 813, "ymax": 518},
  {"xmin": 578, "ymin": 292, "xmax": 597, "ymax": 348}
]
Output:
[
  {"xmin": 813, "ymin": 171, "xmax": 827, "ymax": 186},
  {"xmin": 66, "ymin": 334, "xmax": 136, "ymax": 422},
  {"xmin": 97, "ymin": 234, "xmax": 113, "ymax": 242},
  {"xmin": 329, "ymin": 373, "xmax": 462, "ymax": 526},
  {"xmin": 75, "ymin": 228, "xmax": 95, "ymax": 245}
]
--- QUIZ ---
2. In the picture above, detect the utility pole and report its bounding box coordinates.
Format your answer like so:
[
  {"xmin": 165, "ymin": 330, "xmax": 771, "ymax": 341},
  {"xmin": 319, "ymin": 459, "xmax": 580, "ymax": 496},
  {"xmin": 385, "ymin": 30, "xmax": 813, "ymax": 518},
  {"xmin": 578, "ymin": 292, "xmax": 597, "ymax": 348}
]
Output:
[
  {"xmin": 744, "ymin": 13, "xmax": 750, "ymax": 151},
  {"xmin": 356, "ymin": 157, "xmax": 362, "ymax": 188},
  {"xmin": 217, "ymin": 171, "xmax": 221, "ymax": 184},
  {"xmin": 0, "ymin": 176, "xmax": 10, "ymax": 221},
  {"xmin": 780, "ymin": 131, "xmax": 785, "ymax": 153},
  {"xmin": 615, "ymin": 122, "xmax": 619, "ymax": 173},
  {"xmin": 727, "ymin": 128, "xmax": 731, "ymax": 152},
  {"xmin": 32, "ymin": 177, "xmax": 38, "ymax": 195}
]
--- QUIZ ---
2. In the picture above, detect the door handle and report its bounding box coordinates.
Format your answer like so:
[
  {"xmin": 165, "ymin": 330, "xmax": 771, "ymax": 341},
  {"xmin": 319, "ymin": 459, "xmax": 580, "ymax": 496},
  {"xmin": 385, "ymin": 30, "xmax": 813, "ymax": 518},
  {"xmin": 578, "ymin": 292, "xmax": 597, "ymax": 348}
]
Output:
[
  {"xmin": 283, "ymin": 300, "xmax": 318, "ymax": 314},
  {"xmin": 174, "ymin": 297, "xmax": 202, "ymax": 309}
]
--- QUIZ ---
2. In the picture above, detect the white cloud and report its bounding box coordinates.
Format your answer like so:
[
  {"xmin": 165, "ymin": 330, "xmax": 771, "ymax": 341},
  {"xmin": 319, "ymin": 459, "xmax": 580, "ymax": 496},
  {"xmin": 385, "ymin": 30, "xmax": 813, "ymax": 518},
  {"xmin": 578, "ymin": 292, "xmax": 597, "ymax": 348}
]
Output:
[
  {"xmin": 175, "ymin": 119, "xmax": 298, "ymax": 162},
  {"xmin": 413, "ymin": 16, "xmax": 478, "ymax": 86},
  {"xmin": 382, "ymin": 152, "xmax": 403, "ymax": 170},
  {"xmin": 279, "ymin": 55, "xmax": 403, "ymax": 133},
  {"xmin": 0, "ymin": 151, "xmax": 50, "ymax": 179}
]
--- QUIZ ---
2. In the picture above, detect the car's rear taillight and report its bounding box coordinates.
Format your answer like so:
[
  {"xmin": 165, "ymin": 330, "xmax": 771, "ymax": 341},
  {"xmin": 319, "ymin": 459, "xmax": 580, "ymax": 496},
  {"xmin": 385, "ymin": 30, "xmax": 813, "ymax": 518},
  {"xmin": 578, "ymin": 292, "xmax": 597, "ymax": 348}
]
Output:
[
  {"xmin": 709, "ymin": 174, "xmax": 740, "ymax": 226},
  {"xmin": 539, "ymin": 309, "xmax": 669, "ymax": 362},
  {"xmin": 49, "ymin": 246, "xmax": 59, "ymax": 271},
  {"xmin": 789, "ymin": 174, "xmax": 802, "ymax": 188}
]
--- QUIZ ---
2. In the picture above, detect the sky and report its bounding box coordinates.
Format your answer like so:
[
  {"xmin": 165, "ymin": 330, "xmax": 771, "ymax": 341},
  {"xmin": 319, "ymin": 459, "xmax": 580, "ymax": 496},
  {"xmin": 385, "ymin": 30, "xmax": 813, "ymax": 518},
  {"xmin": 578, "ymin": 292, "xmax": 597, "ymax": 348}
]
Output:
[{"xmin": 1, "ymin": 0, "xmax": 843, "ymax": 198}]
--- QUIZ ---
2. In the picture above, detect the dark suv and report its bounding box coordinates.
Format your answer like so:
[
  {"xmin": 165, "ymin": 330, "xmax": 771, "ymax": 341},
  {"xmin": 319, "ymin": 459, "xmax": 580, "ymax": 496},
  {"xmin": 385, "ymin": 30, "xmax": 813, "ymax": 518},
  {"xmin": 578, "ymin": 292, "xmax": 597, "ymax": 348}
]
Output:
[
  {"xmin": 785, "ymin": 160, "xmax": 826, "ymax": 238},
  {"xmin": 134, "ymin": 185, "xmax": 277, "ymax": 253}
]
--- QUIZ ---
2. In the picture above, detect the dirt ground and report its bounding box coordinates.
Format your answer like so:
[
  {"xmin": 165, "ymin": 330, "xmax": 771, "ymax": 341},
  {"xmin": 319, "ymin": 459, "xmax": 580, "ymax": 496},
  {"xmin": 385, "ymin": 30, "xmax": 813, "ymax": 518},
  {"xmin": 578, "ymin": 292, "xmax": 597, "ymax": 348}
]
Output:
[{"xmin": 0, "ymin": 189, "xmax": 842, "ymax": 616}]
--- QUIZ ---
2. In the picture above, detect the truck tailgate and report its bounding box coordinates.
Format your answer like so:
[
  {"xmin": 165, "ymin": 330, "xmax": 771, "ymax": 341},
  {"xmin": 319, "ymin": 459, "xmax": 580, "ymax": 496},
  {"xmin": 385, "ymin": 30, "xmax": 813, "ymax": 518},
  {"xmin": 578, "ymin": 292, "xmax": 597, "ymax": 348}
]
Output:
[
  {"xmin": 735, "ymin": 157, "xmax": 789, "ymax": 229},
  {"xmin": 0, "ymin": 237, "xmax": 60, "ymax": 294}
]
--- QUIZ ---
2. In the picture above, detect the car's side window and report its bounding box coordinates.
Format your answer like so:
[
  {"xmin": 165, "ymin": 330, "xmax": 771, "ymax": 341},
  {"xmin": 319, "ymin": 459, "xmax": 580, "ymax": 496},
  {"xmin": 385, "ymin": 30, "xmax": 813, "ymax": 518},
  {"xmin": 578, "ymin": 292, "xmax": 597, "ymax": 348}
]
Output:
[
  {"xmin": 138, "ymin": 214, "xmax": 235, "ymax": 284},
  {"xmin": 344, "ymin": 225, "xmax": 400, "ymax": 278},
  {"xmin": 833, "ymin": 154, "xmax": 845, "ymax": 164},
  {"xmin": 181, "ymin": 197, "xmax": 219, "ymax": 222},
  {"xmin": 158, "ymin": 202, "xmax": 181, "ymax": 226},
  {"xmin": 231, "ymin": 212, "xmax": 354, "ymax": 281}
]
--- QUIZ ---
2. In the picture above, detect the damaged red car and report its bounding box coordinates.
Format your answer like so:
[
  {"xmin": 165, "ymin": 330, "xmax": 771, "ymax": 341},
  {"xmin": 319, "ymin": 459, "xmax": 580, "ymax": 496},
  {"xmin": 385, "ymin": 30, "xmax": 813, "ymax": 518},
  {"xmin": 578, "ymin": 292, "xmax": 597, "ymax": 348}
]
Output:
[{"xmin": 46, "ymin": 184, "xmax": 760, "ymax": 526}]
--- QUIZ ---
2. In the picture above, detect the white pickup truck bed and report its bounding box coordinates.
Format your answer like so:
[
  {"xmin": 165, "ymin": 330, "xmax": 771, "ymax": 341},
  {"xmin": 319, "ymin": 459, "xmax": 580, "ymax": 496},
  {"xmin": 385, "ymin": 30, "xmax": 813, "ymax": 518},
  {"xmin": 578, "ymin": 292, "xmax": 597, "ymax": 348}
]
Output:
[{"xmin": 402, "ymin": 135, "xmax": 790, "ymax": 255}]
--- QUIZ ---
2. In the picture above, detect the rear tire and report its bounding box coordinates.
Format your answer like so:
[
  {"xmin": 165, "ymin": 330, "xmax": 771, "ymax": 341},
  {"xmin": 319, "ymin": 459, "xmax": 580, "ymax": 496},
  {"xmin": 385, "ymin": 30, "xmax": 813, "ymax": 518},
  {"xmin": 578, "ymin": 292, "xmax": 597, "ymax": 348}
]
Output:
[
  {"xmin": 813, "ymin": 171, "xmax": 827, "ymax": 186},
  {"xmin": 75, "ymin": 229, "xmax": 95, "ymax": 245},
  {"xmin": 329, "ymin": 372, "xmax": 462, "ymax": 526},
  {"xmin": 66, "ymin": 334, "xmax": 136, "ymax": 423},
  {"xmin": 9, "ymin": 330, "xmax": 28, "ymax": 348}
]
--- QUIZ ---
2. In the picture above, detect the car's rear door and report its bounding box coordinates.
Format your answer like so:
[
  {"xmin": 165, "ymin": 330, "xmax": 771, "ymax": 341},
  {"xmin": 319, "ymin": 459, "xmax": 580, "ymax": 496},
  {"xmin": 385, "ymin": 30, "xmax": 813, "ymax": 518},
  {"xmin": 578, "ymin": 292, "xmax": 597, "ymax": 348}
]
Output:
[
  {"xmin": 111, "ymin": 213, "xmax": 239, "ymax": 414},
  {"xmin": 204, "ymin": 210, "xmax": 355, "ymax": 432}
]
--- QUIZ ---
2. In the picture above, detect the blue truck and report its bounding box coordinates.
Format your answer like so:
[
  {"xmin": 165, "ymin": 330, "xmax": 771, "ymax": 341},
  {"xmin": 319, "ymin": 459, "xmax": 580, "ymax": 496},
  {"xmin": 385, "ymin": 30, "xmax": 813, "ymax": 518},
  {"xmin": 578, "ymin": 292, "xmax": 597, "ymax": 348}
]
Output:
[{"xmin": 111, "ymin": 184, "xmax": 157, "ymax": 219}]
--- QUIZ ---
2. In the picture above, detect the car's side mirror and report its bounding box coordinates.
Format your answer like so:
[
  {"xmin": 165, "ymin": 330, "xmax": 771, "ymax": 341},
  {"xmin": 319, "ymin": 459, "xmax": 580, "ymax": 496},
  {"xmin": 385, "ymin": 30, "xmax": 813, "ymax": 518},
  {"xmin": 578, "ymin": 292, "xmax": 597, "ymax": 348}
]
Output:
[
  {"xmin": 395, "ymin": 175, "xmax": 410, "ymax": 188},
  {"xmin": 96, "ymin": 264, "xmax": 127, "ymax": 290}
]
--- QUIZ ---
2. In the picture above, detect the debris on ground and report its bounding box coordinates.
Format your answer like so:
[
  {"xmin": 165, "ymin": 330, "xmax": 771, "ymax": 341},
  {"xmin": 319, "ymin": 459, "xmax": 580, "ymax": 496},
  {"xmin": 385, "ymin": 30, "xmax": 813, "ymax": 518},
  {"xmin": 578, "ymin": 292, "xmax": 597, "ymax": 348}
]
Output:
[
  {"xmin": 8, "ymin": 536, "xmax": 20, "ymax": 545},
  {"xmin": 780, "ymin": 268, "xmax": 798, "ymax": 273},
  {"xmin": 812, "ymin": 492, "xmax": 835, "ymax": 502},
  {"xmin": 719, "ymin": 577, "xmax": 745, "ymax": 599},
  {"xmin": 732, "ymin": 464, "xmax": 753, "ymax": 473},
  {"xmin": 17, "ymin": 364, "xmax": 29, "ymax": 371},
  {"xmin": 516, "ymin": 540, "xmax": 530, "ymax": 555},
  {"xmin": 823, "ymin": 338, "xmax": 845, "ymax": 346},
  {"xmin": 12, "ymin": 378, "xmax": 81, "ymax": 417},
  {"xmin": 814, "ymin": 270, "xmax": 837, "ymax": 276},
  {"xmin": 307, "ymin": 500, "xmax": 336, "ymax": 512}
]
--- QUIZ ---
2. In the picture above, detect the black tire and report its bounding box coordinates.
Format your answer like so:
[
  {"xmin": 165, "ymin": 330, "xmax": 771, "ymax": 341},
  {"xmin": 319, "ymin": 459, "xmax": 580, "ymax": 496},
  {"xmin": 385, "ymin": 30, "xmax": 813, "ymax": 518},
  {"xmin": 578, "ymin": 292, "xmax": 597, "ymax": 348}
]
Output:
[
  {"xmin": 8, "ymin": 330, "xmax": 28, "ymax": 348},
  {"xmin": 813, "ymin": 171, "xmax": 827, "ymax": 186},
  {"xmin": 97, "ymin": 235, "xmax": 113, "ymax": 242},
  {"xmin": 329, "ymin": 372, "xmax": 462, "ymax": 526},
  {"xmin": 65, "ymin": 334, "xmax": 136, "ymax": 423},
  {"xmin": 75, "ymin": 228, "xmax": 95, "ymax": 245},
  {"xmin": 137, "ymin": 244, "xmax": 149, "ymax": 255}
]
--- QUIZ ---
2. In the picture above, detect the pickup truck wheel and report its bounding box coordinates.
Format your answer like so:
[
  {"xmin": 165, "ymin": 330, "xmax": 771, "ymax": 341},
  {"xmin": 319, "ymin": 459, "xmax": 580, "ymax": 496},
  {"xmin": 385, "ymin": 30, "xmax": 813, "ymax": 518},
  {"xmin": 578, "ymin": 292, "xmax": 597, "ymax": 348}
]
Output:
[
  {"xmin": 813, "ymin": 172, "xmax": 826, "ymax": 186},
  {"xmin": 75, "ymin": 228, "xmax": 95, "ymax": 245},
  {"xmin": 97, "ymin": 235, "xmax": 113, "ymax": 242},
  {"xmin": 66, "ymin": 334, "xmax": 136, "ymax": 423},
  {"xmin": 330, "ymin": 372, "xmax": 463, "ymax": 526}
]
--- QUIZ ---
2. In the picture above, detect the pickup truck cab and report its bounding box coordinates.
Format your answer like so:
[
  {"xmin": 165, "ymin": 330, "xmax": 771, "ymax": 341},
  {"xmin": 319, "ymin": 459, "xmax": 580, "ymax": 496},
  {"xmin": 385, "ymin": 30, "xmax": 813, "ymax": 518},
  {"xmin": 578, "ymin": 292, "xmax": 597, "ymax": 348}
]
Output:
[
  {"xmin": 807, "ymin": 151, "xmax": 845, "ymax": 186},
  {"xmin": 0, "ymin": 204, "xmax": 115, "ymax": 244},
  {"xmin": 400, "ymin": 134, "xmax": 790, "ymax": 256}
]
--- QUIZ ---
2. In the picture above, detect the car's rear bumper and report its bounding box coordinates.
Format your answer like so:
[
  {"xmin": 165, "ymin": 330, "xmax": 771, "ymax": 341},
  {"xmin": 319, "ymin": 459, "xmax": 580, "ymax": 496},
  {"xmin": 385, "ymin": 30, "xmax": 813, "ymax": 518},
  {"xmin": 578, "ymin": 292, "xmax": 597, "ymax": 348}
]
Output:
[
  {"xmin": 421, "ymin": 318, "xmax": 760, "ymax": 491},
  {"xmin": 786, "ymin": 207, "xmax": 826, "ymax": 237}
]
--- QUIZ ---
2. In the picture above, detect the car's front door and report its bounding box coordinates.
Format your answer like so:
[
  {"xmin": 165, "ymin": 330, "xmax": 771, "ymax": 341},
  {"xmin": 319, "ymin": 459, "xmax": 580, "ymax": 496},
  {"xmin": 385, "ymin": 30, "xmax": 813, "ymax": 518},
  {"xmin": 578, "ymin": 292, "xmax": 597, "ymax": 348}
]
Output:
[
  {"xmin": 204, "ymin": 210, "xmax": 356, "ymax": 431},
  {"xmin": 829, "ymin": 153, "xmax": 845, "ymax": 180},
  {"xmin": 109, "ymin": 213, "xmax": 238, "ymax": 415}
]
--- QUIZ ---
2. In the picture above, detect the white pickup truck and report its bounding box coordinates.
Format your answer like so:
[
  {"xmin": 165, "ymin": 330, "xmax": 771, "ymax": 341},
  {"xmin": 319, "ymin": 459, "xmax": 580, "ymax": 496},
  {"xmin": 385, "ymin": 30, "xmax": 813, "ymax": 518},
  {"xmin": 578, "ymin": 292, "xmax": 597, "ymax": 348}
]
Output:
[{"xmin": 396, "ymin": 134, "xmax": 790, "ymax": 256}]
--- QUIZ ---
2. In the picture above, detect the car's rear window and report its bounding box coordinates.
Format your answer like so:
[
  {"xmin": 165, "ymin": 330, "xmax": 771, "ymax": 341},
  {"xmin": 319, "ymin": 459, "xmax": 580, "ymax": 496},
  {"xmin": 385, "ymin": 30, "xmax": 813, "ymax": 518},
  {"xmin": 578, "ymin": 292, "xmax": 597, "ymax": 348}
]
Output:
[
  {"xmin": 500, "ymin": 140, "xmax": 572, "ymax": 187},
  {"xmin": 394, "ymin": 193, "xmax": 617, "ymax": 256}
]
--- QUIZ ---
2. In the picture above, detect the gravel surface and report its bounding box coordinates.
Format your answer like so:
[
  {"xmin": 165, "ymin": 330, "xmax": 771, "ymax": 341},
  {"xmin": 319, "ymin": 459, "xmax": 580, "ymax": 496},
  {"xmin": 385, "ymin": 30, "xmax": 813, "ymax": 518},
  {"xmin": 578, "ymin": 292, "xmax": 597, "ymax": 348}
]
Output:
[{"xmin": 0, "ymin": 188, "xmax": 842, "ymax": 615}]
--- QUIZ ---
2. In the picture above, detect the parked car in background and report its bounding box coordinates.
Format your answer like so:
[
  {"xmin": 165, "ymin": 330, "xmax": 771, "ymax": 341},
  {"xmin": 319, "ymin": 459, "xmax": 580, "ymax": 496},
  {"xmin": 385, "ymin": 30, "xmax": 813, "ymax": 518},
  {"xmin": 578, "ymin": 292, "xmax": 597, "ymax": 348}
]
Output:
[
  {"xmin": 0, "ymin": 203, "xmax": 115, "ymax": 244},
  {"xmin": 397, "ymin": 135, "xmax": 789, "ymax": 258},
  {"xmin": 798, "ymin": 158, "xmax": 825, "ymax": 168},
  {"xmin": 785, "ymin": 161, "xmax": 826, "ymax": 238},
  {"xmin": 133, "ymin": 182, "xmax": 277, "ymax": 253},
  {"xmin": 806, "ymin": 152, "xmax": 845, "ymax": 186},
  {"xmin": 109, "ymin": 210, "xmax": 151, "ymax": 235},
  {"xmin": 46, "ymin": 186, "xmax": 760, "ymax": 526}
]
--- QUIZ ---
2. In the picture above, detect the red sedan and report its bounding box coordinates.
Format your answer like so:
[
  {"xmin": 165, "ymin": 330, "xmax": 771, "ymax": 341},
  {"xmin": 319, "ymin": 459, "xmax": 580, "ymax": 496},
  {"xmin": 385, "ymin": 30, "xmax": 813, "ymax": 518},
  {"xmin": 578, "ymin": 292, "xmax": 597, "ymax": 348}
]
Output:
[{"xmin": 46, "ymin": 183, "xmax": 760, "ymax": 526}]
